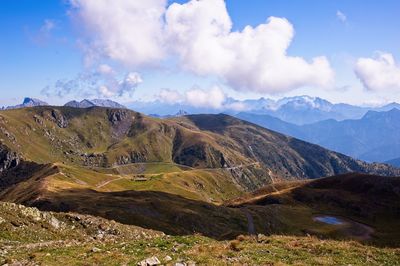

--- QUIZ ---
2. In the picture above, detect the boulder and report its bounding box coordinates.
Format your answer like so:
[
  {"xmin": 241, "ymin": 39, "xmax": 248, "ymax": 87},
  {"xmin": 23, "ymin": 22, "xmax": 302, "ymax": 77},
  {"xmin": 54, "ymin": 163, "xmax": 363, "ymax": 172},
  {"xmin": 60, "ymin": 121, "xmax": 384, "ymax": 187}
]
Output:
[
  {"xmin": 138, "ymin": 256, "xmax": 160, "ymax": 266},
  {"xmin": 164, "ymin": 255, "xmax": 172, "ymax": 262}
]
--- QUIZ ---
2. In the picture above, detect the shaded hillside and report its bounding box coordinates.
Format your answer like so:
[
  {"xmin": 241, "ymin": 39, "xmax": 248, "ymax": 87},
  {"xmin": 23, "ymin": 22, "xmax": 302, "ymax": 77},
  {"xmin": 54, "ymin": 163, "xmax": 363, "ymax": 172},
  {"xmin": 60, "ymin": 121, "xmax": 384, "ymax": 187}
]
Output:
[
  {"xmin": 179, "ymin": 114, "xmax": 400, "ymax": 179},
  {"xmin": 231, "ymin": 173, "xmax": 400, "ymax": 219},
  {"xmin": 229, "ymin": 173, "xmax": 400, "ymax": 246},
  {"xmin": 25, "ymin": 189, "xmax": 250, "ymax": 239}
]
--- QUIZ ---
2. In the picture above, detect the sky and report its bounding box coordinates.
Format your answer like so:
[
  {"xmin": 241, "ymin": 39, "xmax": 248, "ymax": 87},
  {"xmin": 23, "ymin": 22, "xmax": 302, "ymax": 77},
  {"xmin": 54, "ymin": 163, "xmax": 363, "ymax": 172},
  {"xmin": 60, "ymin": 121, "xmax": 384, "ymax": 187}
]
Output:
[{"xmin": 1, "ymin": 0, "xmax": 400, "ymax": 107}]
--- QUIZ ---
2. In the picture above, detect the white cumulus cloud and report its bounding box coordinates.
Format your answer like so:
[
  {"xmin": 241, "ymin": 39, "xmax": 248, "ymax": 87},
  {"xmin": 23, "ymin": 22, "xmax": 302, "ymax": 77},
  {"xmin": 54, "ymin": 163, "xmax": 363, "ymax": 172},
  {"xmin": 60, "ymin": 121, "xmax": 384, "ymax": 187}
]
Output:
[
  {"xmin": 166, "ymin": 0, "xmax": 334, "ymax": 93},
  {"xmin": 355, "ymin": 52, "xmax": 400, "ymax": 91},
  {"xmin": 69, "ymin": 0, "xmax": 167, "ymax": 67},
  {"xmin": 69, "ymin": 0, "xmax": 334, "ymax": 94}
]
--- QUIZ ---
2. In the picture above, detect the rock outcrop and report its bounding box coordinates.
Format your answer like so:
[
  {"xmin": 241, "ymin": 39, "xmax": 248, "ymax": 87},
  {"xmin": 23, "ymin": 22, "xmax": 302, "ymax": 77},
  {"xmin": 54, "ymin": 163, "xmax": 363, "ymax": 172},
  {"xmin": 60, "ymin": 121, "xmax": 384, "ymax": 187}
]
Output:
[
  {"xmin": 51, "ymin": 109, "xmax": 68, "ymax": 128},
  {"xmin": 108, "ymin": 109, "xmax": 128, "ymax": 124},
  {"xmin": 0, "ymin": 144, "xmax": 20, "ymax": 175}
]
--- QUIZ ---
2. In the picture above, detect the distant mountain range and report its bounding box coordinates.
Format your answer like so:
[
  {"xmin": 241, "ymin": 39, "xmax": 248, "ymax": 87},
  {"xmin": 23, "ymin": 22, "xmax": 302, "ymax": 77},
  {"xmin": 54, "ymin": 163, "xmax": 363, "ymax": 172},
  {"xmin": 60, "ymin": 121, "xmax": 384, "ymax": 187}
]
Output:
[
  {"xmin": 236, "ymin": 108, "xmax": 400, "ymax": 164},
  {"xmin": 64, "ymin": 99, "xmax": 126, "ymax": 109},
  {"xmin": 129, "ymin": 95, "xmax": 400, "ymax": 125},
  {"xmin": 385, "ymin": 157, "xmax": 400, "ymax": 167},
  {"xmin": 149, "ymin": 109, "xmax": 189, "ymax": 119},
  {"xmin": 6, "ymin": 98, "xmax": 126, "ymax": 110},
  {"xmin": 7, "ymin": 96, "xmax": 400, "ymax": 126}
]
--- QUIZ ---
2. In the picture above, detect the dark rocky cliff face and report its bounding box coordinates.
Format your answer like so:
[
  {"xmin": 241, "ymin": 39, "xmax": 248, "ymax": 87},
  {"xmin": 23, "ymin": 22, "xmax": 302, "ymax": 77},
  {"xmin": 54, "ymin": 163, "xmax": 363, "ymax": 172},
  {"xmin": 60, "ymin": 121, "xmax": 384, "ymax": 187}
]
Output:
[
  {"xmin": 51, "ymin": 109, "xmax": 68, "ymax": 128},
  {"xmin": 0, "ymin": 143, "xmax": 58, "ymax": 191},
  {"xmin": 0, "ymin": 144, "xmax": 20, "ymax": 175}
]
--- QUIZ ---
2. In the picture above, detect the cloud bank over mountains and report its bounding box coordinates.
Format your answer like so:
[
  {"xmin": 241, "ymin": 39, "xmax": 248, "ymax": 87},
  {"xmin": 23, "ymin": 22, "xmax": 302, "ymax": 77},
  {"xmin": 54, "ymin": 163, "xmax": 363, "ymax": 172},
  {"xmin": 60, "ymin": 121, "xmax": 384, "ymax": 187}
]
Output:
[
  {"xmin": 157, "ymin": 86, "xmax": 227, "ymax": 109},
  {"xmin": 42, "ymin": 64, "xmax": 142, "ymax": 98},
  {"xmin": 355, "ymin": 52, "xmax": 400, "ymax": 92},
  {"xmin": 68, "ymin": 0, "xmax": 335, "ymax": 94}
]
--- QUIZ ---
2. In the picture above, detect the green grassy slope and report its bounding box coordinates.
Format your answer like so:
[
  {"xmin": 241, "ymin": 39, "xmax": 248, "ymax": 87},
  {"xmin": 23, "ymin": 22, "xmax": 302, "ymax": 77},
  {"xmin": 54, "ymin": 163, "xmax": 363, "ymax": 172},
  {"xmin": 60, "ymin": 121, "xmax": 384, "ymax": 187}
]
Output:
[{"xmin": 1, "ymin": 107, "xmax": 399, "ymax": 190}]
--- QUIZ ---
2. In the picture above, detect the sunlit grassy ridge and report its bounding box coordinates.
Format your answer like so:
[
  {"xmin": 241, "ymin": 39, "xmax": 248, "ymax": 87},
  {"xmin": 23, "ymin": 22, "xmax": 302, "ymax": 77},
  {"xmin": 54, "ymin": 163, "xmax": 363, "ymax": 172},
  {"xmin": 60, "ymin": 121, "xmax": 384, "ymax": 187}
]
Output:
[
  {"xmin": 1, "ymin": 106, "xmax": 398, "ymax": 186},
  {"xmin": 52, "ymin": 163, "xmax": 243, "ymax": 203}
]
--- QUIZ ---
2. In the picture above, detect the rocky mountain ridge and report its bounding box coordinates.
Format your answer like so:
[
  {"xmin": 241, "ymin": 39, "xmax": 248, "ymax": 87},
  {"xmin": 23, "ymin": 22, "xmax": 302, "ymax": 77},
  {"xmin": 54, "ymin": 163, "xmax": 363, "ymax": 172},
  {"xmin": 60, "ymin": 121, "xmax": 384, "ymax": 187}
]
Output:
[
  {"xmin": 5, "ymin": 98, "xmax": 126, "ymax": 110},
  {"xmin": 64, "ymin": 99, "xmax": 126, "ymax": 109}
]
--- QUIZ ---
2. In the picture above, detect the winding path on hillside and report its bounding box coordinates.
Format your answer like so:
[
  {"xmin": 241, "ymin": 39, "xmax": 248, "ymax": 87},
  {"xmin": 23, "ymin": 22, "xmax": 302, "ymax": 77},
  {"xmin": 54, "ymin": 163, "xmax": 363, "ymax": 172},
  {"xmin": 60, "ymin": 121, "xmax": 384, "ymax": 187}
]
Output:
[
  {"xmin": 203, "ymin": 162, "xmax": 260, "ymax": 171},
  {"xmin": 91, "ymin": 161, "xmax": 260, "ymax": 172},
  {"xmin": 86, "ymin": 161, "xmax": 262, "ymax": 191},
  {"xmin": 91, "ymin": 162, "xmax": 195, "ymax": 171},
  {"xmin": 96, "ymin": 177, "xmax": 124, "ymax": 188}
]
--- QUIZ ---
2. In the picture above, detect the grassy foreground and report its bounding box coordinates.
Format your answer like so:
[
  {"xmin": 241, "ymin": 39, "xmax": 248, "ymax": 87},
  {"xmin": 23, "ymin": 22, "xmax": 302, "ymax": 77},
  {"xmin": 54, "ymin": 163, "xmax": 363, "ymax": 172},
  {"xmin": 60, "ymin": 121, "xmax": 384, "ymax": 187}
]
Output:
[
  {"xmin": 1, "ymin": 202, "xmax": 399, "ymax": 266},
  {"xmin": 2, "ymin": 234, "xmax": 400, "ymax": 265}
]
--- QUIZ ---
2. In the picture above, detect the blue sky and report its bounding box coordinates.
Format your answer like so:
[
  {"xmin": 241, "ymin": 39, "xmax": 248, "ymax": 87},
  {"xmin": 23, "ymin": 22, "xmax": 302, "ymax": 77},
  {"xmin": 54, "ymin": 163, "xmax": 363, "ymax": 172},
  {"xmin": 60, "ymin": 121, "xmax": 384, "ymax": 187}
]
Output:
[{"xmin": 1, "ymin": 0, "xmax": 399, "ymax": 107}]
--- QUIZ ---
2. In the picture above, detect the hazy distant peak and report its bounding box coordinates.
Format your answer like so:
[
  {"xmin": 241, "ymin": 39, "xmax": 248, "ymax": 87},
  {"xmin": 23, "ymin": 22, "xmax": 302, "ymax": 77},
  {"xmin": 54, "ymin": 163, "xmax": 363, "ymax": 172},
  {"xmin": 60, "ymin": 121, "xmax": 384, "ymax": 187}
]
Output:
[
  {"xmin": 64, "ymin": 99, "xmax": 126, "ymax": 109},
  {"xmin": 90, "ymin": 99, "xmax": 126, "ymax": 109},
  {"xmin": 362, "ymin": 108, "xmax": 400, "ymax": 120},
  {"xmin": 175, "ymin": 109, "xmax": 188, "ymax": 116},
  {"xmin": 277, "ymin": 96, "xmax": 333, "ymax": 110},
  {"xmin": 6, "ymin": 97, "xmax": 49, "ymax": 109}
]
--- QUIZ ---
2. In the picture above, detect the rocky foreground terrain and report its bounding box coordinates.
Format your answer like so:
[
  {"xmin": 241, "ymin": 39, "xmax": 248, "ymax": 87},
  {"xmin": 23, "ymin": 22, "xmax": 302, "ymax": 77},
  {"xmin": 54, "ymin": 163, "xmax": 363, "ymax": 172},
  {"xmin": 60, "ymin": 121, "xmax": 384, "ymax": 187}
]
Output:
[{"xmin": 1, "ymin": 202, "xmax": 399, "ymax": 266}]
